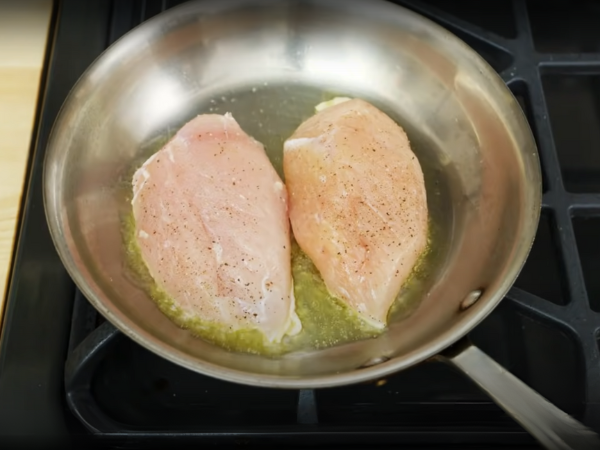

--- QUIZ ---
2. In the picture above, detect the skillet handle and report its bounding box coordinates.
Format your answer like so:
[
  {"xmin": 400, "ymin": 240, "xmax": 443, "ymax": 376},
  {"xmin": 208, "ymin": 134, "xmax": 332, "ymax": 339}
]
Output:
[{"xmin": 438, "ymin": 339, "xmax": 600, "ymax": 450}]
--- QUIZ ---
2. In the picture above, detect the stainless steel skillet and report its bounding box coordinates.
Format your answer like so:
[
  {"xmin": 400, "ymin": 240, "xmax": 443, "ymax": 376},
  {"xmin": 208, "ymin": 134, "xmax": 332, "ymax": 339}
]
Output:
[{"xmin": 42, "ymin": 1, "xmax": 599, "ymax": 448}]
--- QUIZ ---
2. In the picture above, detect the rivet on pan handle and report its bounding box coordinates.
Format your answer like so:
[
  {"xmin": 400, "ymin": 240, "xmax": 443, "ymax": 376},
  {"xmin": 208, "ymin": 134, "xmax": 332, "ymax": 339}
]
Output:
[
  {"xmin": 437, "ymin": 339, "xmax": 600, "ymax": 450},
  {"xmin": 358, "ymin": 356, "xmax": 391, "ymax": 369}
]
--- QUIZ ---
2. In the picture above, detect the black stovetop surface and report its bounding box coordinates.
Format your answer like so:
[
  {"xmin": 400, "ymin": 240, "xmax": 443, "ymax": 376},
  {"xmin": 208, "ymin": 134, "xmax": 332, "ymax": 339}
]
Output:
[{"xmin": 1, "ymin": 1, "xmax": 600, "ymax": 449}]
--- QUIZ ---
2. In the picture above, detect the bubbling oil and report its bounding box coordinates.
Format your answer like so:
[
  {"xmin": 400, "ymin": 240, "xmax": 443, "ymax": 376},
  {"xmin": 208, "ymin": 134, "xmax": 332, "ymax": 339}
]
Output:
[{"xmin": 119, "ymin": 83, "xmax": 453, "ymax": 357}]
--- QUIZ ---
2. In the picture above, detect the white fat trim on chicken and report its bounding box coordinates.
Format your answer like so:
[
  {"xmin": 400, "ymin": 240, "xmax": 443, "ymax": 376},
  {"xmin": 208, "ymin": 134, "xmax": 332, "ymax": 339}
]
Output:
[
  {"xmin": 131, "ymin": 167, "xmax": 151, "ymax": 205},
  {"xmin": 360, "ymin": 313, "xmax": 386, "ymax": 330},
  {"xmin": 159, "ymin": 200, "xmax": 173, "ymax": 224},
  {"xmin": 283, "ymin": 137, "xmax": 318, "ymax": 152},
  {"xmin": 315, "ymin": 96, "xmax": 352, "ymax": 112},
  {"xmin": 338, "ymin": 287, "xmax": 351, "ymax": 299},
  {"xmin": 212, "ymin": 242, "xmax": 223, "ymax": 264},
  {"xmin": 329, "ymin": 286, "xmax": 385, "ymax": 330},
  {"xmin": 221, "ymin": 114, "xmax": 230, "ymax": 139},
  {"xmin": 285, "ymin": 284, "xmax": 303, "ymax": 336},
  {"xmin": 142, "ymin": 151, "xmax": 160, "ymax": 167},
  {"xmin": 166, "ymin": 146, "xmax": 175, "ymax": 162}
]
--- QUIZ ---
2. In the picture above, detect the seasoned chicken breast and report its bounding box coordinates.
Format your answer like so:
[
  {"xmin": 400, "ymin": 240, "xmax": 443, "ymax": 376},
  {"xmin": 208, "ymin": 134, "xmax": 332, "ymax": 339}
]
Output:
[
  {"xmin": 283, "ymin": 98, "xmax": 428, "ymax": 328},
  {"xmin": 132, "ymin": 113, "xmax": 301, "ymax": 343}
]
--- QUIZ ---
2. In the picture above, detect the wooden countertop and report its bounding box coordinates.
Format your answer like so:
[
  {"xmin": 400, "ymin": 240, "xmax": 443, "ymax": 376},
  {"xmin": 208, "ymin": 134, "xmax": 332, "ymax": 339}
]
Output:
[{"xmin": 0, "ymin": 0, "xmax": 53, "ymax": 321}]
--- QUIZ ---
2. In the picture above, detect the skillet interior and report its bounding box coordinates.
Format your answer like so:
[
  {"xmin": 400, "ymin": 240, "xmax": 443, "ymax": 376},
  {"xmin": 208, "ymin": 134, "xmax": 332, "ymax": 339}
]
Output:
[{"xmin": 43, "ymin": 0, "xmax": 541, "ymax": 387}]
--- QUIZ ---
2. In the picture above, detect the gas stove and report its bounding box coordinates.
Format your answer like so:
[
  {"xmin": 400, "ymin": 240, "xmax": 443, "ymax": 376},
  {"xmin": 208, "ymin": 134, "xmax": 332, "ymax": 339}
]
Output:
[{"xmin": 1, "ymin": 0, "xmax": 600, "ymax": 448}]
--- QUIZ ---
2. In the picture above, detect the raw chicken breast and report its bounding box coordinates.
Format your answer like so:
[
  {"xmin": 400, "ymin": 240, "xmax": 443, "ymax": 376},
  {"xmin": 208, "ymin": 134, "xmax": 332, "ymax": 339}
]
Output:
[
  {"xmin": 283, "ymin": 98, "xmax": 428, "ymax": 328},
  {"xmin": 132, "ymin": 113, "xmax": 301, "ymax": 343}
]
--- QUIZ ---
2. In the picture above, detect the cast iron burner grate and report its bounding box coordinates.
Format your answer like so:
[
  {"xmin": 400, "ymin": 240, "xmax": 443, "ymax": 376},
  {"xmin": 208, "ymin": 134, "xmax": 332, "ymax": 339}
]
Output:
[
  {"xmin": 2, "ymin": 0, "xmax": 600, "ymax": 449},
  {"xmin": 56, "ymin": 0, "xmax": 600, "ymax": 445}
]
